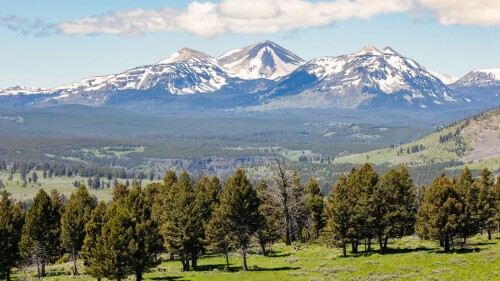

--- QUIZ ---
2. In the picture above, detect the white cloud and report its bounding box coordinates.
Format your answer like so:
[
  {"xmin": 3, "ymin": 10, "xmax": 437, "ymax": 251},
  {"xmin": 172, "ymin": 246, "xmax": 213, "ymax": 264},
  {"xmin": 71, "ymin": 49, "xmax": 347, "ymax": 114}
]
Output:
[
  {"xmin": 4, "ymin": 0, "xmax": 499, "ymax": 38},
  {"xmin": 58, "ymin": 8, "xmax": 179, "ymax": 36},
  {"xmin": 416, "ymin": 0, "xmax": 500, "ymax": 26},
  {"xmin": 219, "ymin": 0, "xmax": 281, "ymax": 19}
]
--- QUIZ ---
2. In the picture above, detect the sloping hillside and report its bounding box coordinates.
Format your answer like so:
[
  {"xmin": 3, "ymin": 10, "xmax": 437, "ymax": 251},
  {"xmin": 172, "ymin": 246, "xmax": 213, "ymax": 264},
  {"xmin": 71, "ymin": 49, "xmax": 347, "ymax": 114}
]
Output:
[{"xmin": 335, "ymin": 107, "xmax": 500, "ymax": 171}]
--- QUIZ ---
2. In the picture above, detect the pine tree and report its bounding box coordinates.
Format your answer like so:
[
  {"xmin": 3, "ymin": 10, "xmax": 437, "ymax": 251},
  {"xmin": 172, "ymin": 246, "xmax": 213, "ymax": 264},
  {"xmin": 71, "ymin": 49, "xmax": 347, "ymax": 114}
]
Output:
[
  {"xmin": 476, "ymin": 168, "xmax": 496, "ymax": 239},
  {"xmin": 91, "ymin": 203, "xmax": 134, "ymax": 281},
  {"xmin": 61, "ymin": 185, "xmax": 97, "ymax": 275},
  {"xmin": 375, "ymin": 166, "xmax": 417, "ymax": 252},
  {"xmin": 32, "ymin": 171, "xmax": 38, "ymax": 183},
  {"xmin": 125, "ymin": 186, "xmax": 162, "ymax": 281},
  {"xmin": 81, "ymin": 201, "xmax": 107, "ymax": 280},
  {"xmin": 0, "ymin": 191, "xmax": 25, "ymax": 281},
  {"xmin": 49, "ymin": 189, "xmax": 65, "ymax": 261},
  {"xmin": 493, "ymin": 176, "xmax": 500, "ymax": 232},
  {"xmin": 416, "ymin": 175, "xmax": 461, "ymax": 252},
  {"xmin": 194, "ymin": 175, "xmax": 222, "ymax": 223},
  {"xmin": 305, "ymin": 178, "xmax": 325, "ymax": 239},
  {"xmin": 205, "ymin": 204, "xmax": 235, "ymax": 271},
  {"xmin": 20, "ymin": 189, "xmax": 63, "ymax": 277},
  {"xmin": 325, "ymin": 174, "xmax": 355, "ymax": 257},
  {"xmin": 161, "ymin": 172, "xmax": 204, "ymax": 271},
  {"xmin": 163, "ymin": 170, "xmax": 178, "ymax": 189},
  {"xmin": 217, "ymin": 169, "xmax": 263, "ymax": 271},
  {"xmin": 112, "ymin": 183, "xmax": 129, "ymax": 202},
  {"xmin": 455, "ymin": 167, "xmax": 480, "ymax": 245},
  {"xmin": 350, "ymin": 164, "xmax": 379, "ymax": 253}
]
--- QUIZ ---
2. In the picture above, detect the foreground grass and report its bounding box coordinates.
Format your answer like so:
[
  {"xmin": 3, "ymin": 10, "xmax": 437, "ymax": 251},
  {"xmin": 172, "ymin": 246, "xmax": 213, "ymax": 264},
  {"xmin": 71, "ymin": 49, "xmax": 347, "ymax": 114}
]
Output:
[{"xmin": 12, "ymin": 235, "xmax": 499, "ymax": 281}]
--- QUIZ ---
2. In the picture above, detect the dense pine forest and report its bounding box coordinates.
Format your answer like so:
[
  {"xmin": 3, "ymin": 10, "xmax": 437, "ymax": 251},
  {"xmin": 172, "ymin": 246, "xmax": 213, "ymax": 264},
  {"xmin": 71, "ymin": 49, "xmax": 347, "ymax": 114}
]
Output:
[{"xmin": 1, "ymin": 159, "xmax": 499, "ymax": 281}]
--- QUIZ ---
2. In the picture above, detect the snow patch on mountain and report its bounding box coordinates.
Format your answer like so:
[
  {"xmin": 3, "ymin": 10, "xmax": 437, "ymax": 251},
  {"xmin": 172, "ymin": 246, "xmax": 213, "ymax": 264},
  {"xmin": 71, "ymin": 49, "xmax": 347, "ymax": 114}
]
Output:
[
  {"xmin": 157, "ymin": 48, "xmax": 218, "ymax": 65},
  {"xmin": 218, "ymin": 40, "xmax": 305, "ymax": 80},
  {"xmin": 428, "ymin": 70, "xmax": 459, "ymax": 85},
  {"xmin": 0, "ymin": 86, "xmax": 48, "ymax": 96}
]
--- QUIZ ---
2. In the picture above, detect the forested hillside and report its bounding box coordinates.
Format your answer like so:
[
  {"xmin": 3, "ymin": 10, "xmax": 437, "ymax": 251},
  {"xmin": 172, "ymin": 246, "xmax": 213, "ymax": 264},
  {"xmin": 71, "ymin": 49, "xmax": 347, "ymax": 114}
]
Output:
[
  {"xmin": 1, "ymin": 162, "xmax": 499, "ymax": 280},
  {"xmin": 335, "ymin": 107, "xmax": 500, "ymax": 172}
]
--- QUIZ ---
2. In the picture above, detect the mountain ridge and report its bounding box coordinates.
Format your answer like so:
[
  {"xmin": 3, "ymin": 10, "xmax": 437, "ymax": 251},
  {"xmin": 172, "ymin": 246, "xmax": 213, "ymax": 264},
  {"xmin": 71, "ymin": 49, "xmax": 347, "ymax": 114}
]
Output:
[{"xmin": 1, "ymin": 41, "xmax": 498, "ymax": 112}]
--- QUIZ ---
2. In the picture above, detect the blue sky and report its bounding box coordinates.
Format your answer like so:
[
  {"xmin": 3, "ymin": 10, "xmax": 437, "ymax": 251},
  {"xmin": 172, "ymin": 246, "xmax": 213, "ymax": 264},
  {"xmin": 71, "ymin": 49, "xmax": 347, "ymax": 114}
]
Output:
[{"xmin": 1, "ymin": 0, "xmax": 499, "ymax": 89}]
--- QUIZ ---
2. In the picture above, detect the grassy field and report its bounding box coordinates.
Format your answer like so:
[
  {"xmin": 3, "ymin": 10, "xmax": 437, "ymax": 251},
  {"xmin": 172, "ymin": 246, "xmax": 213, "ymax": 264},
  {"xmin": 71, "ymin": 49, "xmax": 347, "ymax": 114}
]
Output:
[
  {"xmin": 11, "ymin": 235, "xmax": 500, "ymax": 280},
  {"xmin": 0, "ymin": 171, "xmax": 153, "ymax": 202}
]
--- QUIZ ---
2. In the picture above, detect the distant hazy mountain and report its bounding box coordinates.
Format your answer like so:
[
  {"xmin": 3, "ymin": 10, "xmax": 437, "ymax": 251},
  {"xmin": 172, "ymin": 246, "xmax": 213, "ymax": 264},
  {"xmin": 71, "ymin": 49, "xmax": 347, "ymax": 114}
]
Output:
[
  {"xmin": 0, "ymin": 42, "xmax": 497, "ymax": 113},
  {"xmin": 450, "ymin": 69, "xmax": 500, "ymax": 107},
  {"xmin": 218, "ymin": 40, "xmax": 305, "ymax": 80},
  {"xmin": 453, "ymin": 69, "xmax": 500, "ymax": 87},
  {"xmin": 254, "ymin": 46, "xmax": 462, "ymax": 110}
]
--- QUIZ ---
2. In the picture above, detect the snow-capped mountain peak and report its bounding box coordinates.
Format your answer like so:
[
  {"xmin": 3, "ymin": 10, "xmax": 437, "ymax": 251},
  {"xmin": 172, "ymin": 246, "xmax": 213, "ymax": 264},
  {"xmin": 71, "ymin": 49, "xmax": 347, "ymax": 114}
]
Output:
[
  {"xmin": 263, "ymin": 45, "xmax": 462, "ymax": 110},
  {"xmin": 352, "ymin": 45, "xmax": 384, "ymax": 56},
  {"xmin": 381, "ymin": 46, "xmax": 400, "ymax": 56},
  {"xmin": 157, "ymin": 48, "xmax": 217, "ymax": 65},
  {"xmin": 0, "ymin": 85, "xmax": 48, "ymax": 96},
  {"xmin": 217, "ymin": 40, "xmax": 305, "ymax": 80},
  {"xmin": 454, "ymin": 68, "xmax": 500, "ymax": 87},
  {"xmin": 476, "ymin": 69, "xmax": 500, "ymax": 80}
]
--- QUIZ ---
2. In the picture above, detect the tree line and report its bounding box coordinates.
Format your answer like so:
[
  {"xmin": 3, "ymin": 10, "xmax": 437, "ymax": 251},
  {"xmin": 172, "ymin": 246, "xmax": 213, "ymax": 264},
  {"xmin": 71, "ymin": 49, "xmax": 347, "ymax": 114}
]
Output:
[
  {"xmin": 0, "ymin": 161, "xmax": 499, "ymax": 280},
  {"xmin": 0, "ymin": 160, "xmax": 146, "ymax": 181}
]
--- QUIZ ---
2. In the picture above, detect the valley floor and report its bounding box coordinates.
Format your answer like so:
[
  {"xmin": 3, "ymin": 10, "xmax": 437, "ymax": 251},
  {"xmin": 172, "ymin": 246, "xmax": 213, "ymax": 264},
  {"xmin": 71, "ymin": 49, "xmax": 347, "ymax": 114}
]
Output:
[{"xmin": 12, "ymin": 235, "xmax": 500, "ymax": 281}]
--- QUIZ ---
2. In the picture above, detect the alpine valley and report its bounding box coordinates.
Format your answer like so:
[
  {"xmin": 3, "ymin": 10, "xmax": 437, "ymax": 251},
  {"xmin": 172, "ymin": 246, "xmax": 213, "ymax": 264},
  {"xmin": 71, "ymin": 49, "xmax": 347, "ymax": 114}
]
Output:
[{"xmin": 0, "ymin": 40, "xmax": 498, "ymax": 115}]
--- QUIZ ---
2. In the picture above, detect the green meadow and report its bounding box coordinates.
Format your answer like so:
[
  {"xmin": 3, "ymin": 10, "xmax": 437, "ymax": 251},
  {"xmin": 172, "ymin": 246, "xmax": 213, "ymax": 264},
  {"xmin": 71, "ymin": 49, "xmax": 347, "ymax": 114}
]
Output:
[{"xmin": 12, "ymin": 235, "xmax": 499, "ymax": 281}]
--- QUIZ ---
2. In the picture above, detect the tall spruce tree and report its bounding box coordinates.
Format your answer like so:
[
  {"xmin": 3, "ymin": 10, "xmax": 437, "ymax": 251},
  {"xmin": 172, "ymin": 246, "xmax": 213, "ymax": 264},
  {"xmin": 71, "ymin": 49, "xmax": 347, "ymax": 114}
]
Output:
[
  {"xmin": 476, "ymin": 168, "xmax": 496, "ymax": 239},
  {"xmin": 218, "ymin": 169, "xmax": 263, "ymax": 271},
  {"xmin": 161, "ymin": 172, "xmax": 204, "ymax": 271},
  {"xmin": 0, "ymin": 191, "xmax": 25, "ymax": 281},
  {"xmin": 416, "ymin": 175, "xmax": 461, "ymax": 252},
  {"xmin": 61, "ymin": 185, "xmax": 97, "ymax": 275},
  {"xmin": 305, "ymin": 178, "xmax": 325, "ymax": 239},
  {"xmin": 92, "ymin": 203, "xmax": 134, "ymax": 281},
  {"xmin": 125, "ymin": 186, "xmax": 162, "ymax": 281},
  {"xmin": 20, "ymin": 189, "xmax": 62, "ymax": 277},
  {"xmin": 81, "ymin": 201, "xmax": 107, "ymax": 281},
  {"xmin": 493, "ymin": 176, "xmax": 500, "ymax": 232},
  {"xmin": 375, "ymin": 166, "xmax": 417, "ymax": 252},
  {"xmin": 325, "ymin": 174, "xmax": 355, "ymax": 257},
  {"xmin": 455, "ymin": 167, "xmax": 480, "ymax": 245},
  {"xmin": 350, "ymin": 164, "xmax": 379, "ymax": 253},
  {"xmin": 205, "ymin": 204, "xmax": 235, "ymax": 271}
]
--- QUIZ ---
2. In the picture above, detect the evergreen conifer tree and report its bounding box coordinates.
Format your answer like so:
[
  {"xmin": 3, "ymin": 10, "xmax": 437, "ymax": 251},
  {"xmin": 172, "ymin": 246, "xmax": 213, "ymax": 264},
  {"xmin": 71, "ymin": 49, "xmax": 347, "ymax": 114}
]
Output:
[
  {"xmin": 325, "ymin": 174, "xmax": 354, "ymax": 257},
  {"xmin": 20, "ymin": 189, "xmax": 63, "ymax": 277},
  {"xmin": 61, "ymin": 185, "xmax": 97, "ymax": 275},
  {"xmin": 416, "ymin": 175, "xmax": 461, "ymax": 252},
  {"xmin": 217, "ymin": 169, "xmax": 263, "ymax": 271},
  {"xmin": 0, "ymin": 191, "xmax": 25, "ymax": 281},
  {"xmin": 305, "ymin": 178, "xmax": 325, "ymax": 239},
  {"xmin": 161, "ymin": 172, "xmax": 204, "ymax": 271},
  {"xmin": 81, "ymin": 201, "xmax": 107, "ymax": 280}
]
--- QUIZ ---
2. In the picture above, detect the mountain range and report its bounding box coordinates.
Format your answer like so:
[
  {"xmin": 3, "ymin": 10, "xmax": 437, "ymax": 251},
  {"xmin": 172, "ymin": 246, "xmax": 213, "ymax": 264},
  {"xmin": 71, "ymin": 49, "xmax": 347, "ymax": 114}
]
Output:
[{"xmin": 1, "ymin": 41, "xmax": 498, "ymax": 112}]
